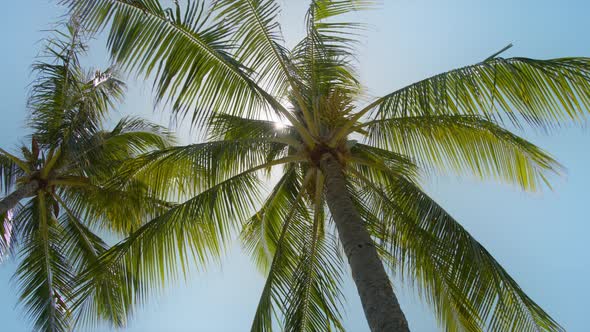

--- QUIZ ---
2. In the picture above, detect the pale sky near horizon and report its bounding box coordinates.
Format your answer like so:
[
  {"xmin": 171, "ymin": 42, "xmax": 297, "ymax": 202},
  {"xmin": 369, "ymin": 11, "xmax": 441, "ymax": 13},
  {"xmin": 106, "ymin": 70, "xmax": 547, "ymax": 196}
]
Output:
[{"xmin": 1, "ymin": 1, "xmax": 589, "ymax": 331}]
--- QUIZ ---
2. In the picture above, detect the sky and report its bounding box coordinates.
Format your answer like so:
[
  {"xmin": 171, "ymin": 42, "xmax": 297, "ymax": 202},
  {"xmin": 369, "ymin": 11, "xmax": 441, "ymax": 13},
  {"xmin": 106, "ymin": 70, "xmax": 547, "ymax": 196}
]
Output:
[{"xmin": 0, "ymin": 0, "xmax": 589, "ymax": 331}]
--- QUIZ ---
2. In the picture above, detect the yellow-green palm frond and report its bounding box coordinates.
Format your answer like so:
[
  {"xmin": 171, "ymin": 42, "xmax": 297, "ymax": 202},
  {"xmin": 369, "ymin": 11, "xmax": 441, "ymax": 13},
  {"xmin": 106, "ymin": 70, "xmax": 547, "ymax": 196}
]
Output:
[
  {"xmin": 208, "ymin": 114, "xmax": 299, "ymax": 145},
  {"xmin": 249, "ymin": 170, "xmax": 345, "ymax": 332},
  {"xmin": 56, "ymin": 198, "xmax": 131, "ymax": 329},
  {"xmin": 60, "ymin": 182, "xmax": 174, "ymax": 235},
  {"xmin": 291, "ymin": 1, "xmax": 372, "ymax": 104},
  {"xmin": 367, "ymin": 56, "xmax": 590, "ymax": 130},
  {"xmin": 348, "ymin": 142, "xmax": 419, "ymax": 182},
  {"xmin": 92, "ymin": 117, "xmax": 171, "ymax": 157},
  {"xmin": 65, "ymin": 0, "xmax": 271, "ymax": 124},
  {"xmin": 14, "ymin": 195, "xmax": 75, "ymax": 332},
  {"xmin": 353, "ymin": 173, "xmax": 563, "ymax": 332},
  {"xmin": 29, "ymin": 20, "xmax": 125, "ymax": 149},
  {"xmin": 284, "ymin": 171, "xmax": 344, "ymax": 331},
  {"xmin": 363, "ymin": 114, "xmax": 562, "ymax": 191},
  {"xmin": 79, "ymin": 156, "xmax": 299, "ymax": 314},
  {"xmin": 113, "ymin": 137, "xmax": 291, "ymax": 201},
  {"xmin": 241, "ymin": 165, "xmax": 304, "ymax": 273},
  {"xmin": 213, "ymin": 0, "xmax": 293, "ymax": 98},
  {"xmin": 248, "ymin": 168, "xmax": 312, "ymax": 332}
]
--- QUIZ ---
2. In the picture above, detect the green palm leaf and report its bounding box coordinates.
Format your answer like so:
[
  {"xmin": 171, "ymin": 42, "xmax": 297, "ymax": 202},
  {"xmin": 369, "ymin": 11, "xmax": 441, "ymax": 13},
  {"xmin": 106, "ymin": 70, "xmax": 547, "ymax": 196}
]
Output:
[
  {"xmin": 55, "ymin": 196, "xmax": 130, "ymax": 328},
  {"xmin": 66, "ymin": 0, "xmax": 269, "ymax": 123},
  {"xmin": 241, "ymin": 166, "xmax": 304, "ymax": 272},
  {"xmin": 15, "ymin": 195, "xmax": 74, "ymax": 332},
  {"xmin": 363, "ymin": 114, "xmax": 562, "ymax": 190},
  {"xmin": 354, "ymin": 172, "xmax": 563, "ymax": 331},
  {"xmin": 84, "ymin": 157, "xmax": 298, "ymax": 308},
  {"xmin": 284, "ymin": 172, "xmax": 344, "ymax": 331},
  {"xmin": 213, "ymin": 0, "xmax": 293, "ymax": 98},
  {"xmin": 249, "ymin": 170, "xmax": 345, "ymax": 331},
  {"xmin": 368, "ymin": 57, "xmax": 590, "ymax": 129}
]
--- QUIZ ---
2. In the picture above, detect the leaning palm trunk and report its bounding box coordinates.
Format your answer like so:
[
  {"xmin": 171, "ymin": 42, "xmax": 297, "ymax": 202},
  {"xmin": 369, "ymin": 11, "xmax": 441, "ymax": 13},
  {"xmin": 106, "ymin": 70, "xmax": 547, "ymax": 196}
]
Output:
[
  {"xmin": 321, "ymin": 154, "xmax": 410, "ymax": 332},
  {"xmin": 0, "ymin": 180, "xmax": 38, "ymax": 217}
]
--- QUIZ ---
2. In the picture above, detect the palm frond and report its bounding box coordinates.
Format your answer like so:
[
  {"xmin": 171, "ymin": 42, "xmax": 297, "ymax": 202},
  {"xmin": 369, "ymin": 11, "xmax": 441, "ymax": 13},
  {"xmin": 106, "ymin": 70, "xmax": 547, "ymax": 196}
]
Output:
[
  {"xmin": 64, "ymin": 116, "xmax": 174, "ymax": 181},
  {"xmin": 363, "ymin": 114, "xmax": 562, "ymax": 191},
  {"xmin": 208, "ymin": 114, "xmax": 300, "ymax": 146},
  {"xmin": 66, "ymin": 0, "xmax": 272, "ymax": 124},
  {"xmin": 348, "ymin": 142, "xmax": 418, "ymax": 182},
  {"xmin": 354, "ymin": 172, "xmax": 563, "ymax": 332},
  {"xmin": 81, "ymin": 158, "xmax": 300, "ymax": 310},
  {"xmin": 249, "ymin": 169, "xmax": 312, "ymax": 332},
  {"xmin": 283, "ymin": 172, "xmax": 344, "ymax": 331},
  {"xmin": 113, "ymin": 137, "xmax": 292, "ymax": 202},
  {"xmin": 213, "ymin": 0, "xmax": 293, "ymax": 98},
  {"xmin": 59, "ymin": 181, "xmax": 172, "ymax": 236},
  {"xmin": 241, "ymin": 165, "xmax": 303, "ymax": 272},
  {"xmin": 15, "ymin": 195, "xmax": 74, "ymax": 332},
  {"xmin": 249, "ymin": 170, "xmax": 344, "ymax": 331},
  {"xmin": 291, "ymin": 0, "xmax": 372, "ymax": 96},
  {"xmin": 54, "ymin": 196, "xmax": 130, "ymax": 328},
  {"xmin": 367, "ymin": 57, "xmax": 590, "ymax": 130},
  {"xmin": 302, "ymin": 0, "xmax": 373, "ymax": 65},
  {"xmin": 92, "ymin": 117, "xmax": 173, "ymax": 157}
]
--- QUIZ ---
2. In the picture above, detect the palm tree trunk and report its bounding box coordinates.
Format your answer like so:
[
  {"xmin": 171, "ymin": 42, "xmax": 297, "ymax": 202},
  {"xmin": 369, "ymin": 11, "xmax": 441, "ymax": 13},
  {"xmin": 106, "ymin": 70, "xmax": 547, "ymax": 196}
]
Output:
[
  {"xmin": 320, "ymin": 154, "xmax": 409, "ymax": 332},
  {"xmin": 0, "ymin": 181, "xmax": 38, "ymax": 217}
]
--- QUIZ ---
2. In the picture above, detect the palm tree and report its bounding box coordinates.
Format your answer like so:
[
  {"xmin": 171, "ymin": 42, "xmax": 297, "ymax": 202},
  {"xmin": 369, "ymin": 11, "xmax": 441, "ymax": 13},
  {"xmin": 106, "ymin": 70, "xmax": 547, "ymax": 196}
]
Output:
[
  {"xmin": 67, "ymin": 0, "xmax": 590, "ymax": 331},
  {"xmin": 0, "ymin": 20, "xmax": 175, "ymax": 331}
]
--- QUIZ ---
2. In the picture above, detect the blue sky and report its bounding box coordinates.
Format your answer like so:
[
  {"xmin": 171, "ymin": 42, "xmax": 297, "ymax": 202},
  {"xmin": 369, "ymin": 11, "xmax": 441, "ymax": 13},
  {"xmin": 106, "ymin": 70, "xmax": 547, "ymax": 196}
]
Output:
[{"xmin": 1, "ymin": 0, "xmax": 589, "ymax": 331}]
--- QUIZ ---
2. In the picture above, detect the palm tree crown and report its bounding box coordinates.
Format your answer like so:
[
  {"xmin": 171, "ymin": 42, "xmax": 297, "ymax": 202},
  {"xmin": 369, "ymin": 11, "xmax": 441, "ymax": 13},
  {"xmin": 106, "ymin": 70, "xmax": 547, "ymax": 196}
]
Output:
[
  {"xmin": 0, "ymin": 20, "xmax": 175, "ymax": 331},
  {"xmin": 64, "ymin": 0, "xmax": 590, "ymax": 331}
]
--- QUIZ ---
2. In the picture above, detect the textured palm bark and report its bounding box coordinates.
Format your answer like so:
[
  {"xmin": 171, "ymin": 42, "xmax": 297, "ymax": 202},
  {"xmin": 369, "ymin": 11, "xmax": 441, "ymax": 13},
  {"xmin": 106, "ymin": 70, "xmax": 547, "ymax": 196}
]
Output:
[
  {"xmin": 0, "ymin": 180, "xmax": 38, "ymax": 217},
  {"xmin": 321, "ymin": 154, "xmax": 410, "ymax": 332}
]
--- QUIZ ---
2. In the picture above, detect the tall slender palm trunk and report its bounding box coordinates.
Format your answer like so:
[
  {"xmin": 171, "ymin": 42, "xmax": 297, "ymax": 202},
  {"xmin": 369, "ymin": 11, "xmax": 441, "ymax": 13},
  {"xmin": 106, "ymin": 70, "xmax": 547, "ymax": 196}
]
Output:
[
  {"xmin": 0, "ymin": 181, "xmax": 38, "ymax": 217},
  {"xmin": 321, "ymin": 154, "xmax": 409, "ymax": 332}
]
